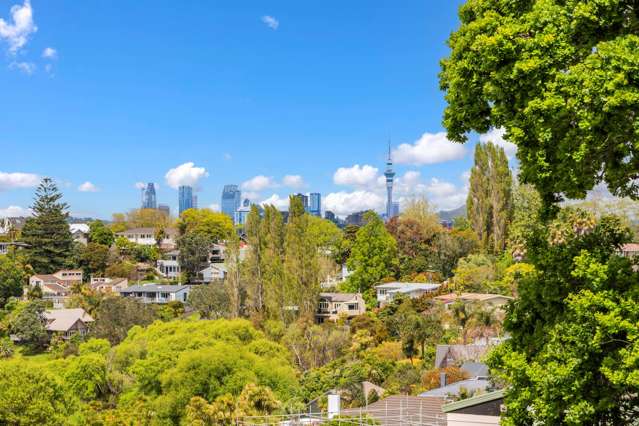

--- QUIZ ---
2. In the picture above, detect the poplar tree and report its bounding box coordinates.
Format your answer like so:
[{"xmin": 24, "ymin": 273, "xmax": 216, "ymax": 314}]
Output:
[
  {"xmin": 261, "ymin": 205, "xmax": 286, "ymax": 321},
  {"xmin": 284, "ymin": 196, "xmax": 320, "ymax": 321},
  {"xmin": 21, "ymin": 178, "xmax": 74, "ymax": 273},
  {"xmin": 467, "ymin": 142, "xmax": 512, "ymax": 253},
  {"xmin": 244, "ymin": 205, "xmax": 265, "ymax": 320}
]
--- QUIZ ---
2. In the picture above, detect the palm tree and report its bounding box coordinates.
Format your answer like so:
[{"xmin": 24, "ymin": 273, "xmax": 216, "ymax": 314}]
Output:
[{"xmin": 467, "ymin": 304, "xmax": 501, "ymax": 344}]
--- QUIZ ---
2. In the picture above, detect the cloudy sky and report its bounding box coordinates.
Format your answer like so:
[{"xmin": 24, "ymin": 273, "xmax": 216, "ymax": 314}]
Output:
[{"xmin": 0, "ymin": 0, "xmax": 517, "ymax": 219}]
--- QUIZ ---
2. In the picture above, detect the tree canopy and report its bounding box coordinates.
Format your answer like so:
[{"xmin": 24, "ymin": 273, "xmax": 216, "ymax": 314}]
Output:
[{"xmin": 440, "ymin": 0, "xmax": 639, "ymax": 205}]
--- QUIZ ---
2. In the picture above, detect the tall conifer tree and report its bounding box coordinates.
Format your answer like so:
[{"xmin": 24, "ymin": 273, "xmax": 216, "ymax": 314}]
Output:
[{"xmin": 21, "ymin": 178, "xmax": 73, "ymax": 273}]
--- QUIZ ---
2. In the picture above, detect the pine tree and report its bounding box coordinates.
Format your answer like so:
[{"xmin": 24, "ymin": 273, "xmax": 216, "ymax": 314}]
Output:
[
  {"xmin": 21, "ymin": 178, "xmax": 74, "ymax": 273},
  {"xmin": 467, "ymin": 143, "xmax": 512, "ymax": 253}
]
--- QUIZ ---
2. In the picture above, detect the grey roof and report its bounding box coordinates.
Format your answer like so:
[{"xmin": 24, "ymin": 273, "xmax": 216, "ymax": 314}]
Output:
[
  {"xmin": 44, "ymin": 308, "xmax": 93, "ymax": 332},
  {"xmin": 340, "ymin": 395, "xmax": 446, "ymax": 426},
  {"xmin": 418, "ymin": 378, "xmax": 491, "ymax": 398},
  {"xmin": 442, "ymin": 389, "xmax": 505, "ymax": 413},
  {"xmin": 434, "ymin": 344, "xmax": 490, "ymax": 369},
  {"xmin": 375, "ymin": 281, "xmax": 440, "ymax": 289},
  {"xmin": 119, "ymin": 284, "xmax": 190, "ymax": 293},
  {"xmin": 319, "ymin": 292, "xmax": 361, "ymax": 302},
  {"xmin": 461, "ymin": 361, "xmax": 489, "ymax": 378}
]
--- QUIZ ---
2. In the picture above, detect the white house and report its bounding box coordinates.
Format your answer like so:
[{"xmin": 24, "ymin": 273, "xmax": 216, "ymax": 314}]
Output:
[
  {"xmin": 41, "ymin": 283, "xmax": 71, "ymax": 309},
  {"xmin": 198, "ymin": 264, "xmax": 227, "ymax": 283},
  {"xmin": 116, "ymin": 227, "xmax": 178, "ymax": 249},
  {"xmin": 434, "ymin": 293, "xmax": 513, "ymax": 310},
  {"xmin": 69, "ymin": 223, "xmax": 90, "ymax": 245},
  {"xmin": 119, "ymin": 284, "xmax": 191, "ymax": 304},
  {"xmin": 30, "ymin": 270, "xmax": 83, "ymax": 288},
  {"xmin": 375, "ymin": 282, "xmax": 441, "ymax": 306}
]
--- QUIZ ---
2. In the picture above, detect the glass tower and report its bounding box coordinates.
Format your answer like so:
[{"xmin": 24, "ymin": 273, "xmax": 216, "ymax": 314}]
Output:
[
  {"xmin": 309, "ymin": 193, "xmax": 321, "ymax": 217},
  {"xmin": 178, "ymin": 185, "xmax": 194, "ymax": 215},
  {"xmin": 221, "ymin": 185, "xmax": 241, "ymax": 222},
  {"xmin": 142, "ymin": 183, "xmax": 157, "ymax": 209}
]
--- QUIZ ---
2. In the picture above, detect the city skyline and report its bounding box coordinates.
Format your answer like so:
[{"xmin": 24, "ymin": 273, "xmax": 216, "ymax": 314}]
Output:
[{"xmin": 0, "ymin": 0, "xmax": 518, "ymax": 220}]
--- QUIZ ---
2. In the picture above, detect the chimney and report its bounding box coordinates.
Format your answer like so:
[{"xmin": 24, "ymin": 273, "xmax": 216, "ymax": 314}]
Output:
[{"xmin": 440, "ymin": 372, "xmax": 447, "ymax": 388}]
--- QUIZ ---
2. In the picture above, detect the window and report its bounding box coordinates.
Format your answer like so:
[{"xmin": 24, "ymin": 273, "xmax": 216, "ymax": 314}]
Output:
[
  {"xmin": 319, "ymin": 301, "xmax": 329, "ymax": 310},
  {"xmin": 347, "ymin": 303, "xmax": 358, "ymax": 311}
]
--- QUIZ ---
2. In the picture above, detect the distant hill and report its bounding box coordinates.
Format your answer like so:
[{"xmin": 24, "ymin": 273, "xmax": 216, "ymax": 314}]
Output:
[{"xmin": 437, "ymin": 205, "xmax": 466, "ymax": 222}]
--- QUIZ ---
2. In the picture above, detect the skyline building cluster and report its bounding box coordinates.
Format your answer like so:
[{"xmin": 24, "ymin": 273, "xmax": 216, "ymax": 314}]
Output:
[{"xmin": 136, "ymin": 146, "xmax": 396, "ymax": 223}]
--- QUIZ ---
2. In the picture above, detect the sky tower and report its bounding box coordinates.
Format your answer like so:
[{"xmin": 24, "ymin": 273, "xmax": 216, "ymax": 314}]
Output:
[{"xmin": 384, "ymin": 142, "xmax": 395, "ymax": 220}]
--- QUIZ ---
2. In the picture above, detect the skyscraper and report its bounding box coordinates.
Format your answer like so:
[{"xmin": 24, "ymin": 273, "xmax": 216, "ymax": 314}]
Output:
[
  {"xmin": 384, "ymin": 143, "xmax": 396, "ymax": 220},
  {"xmin": 178, "ymin": 185, "xmax": 193, "ymax": 214},
  {"xmin": 309, "ymin": 193, "xmax": 321, "ymax": 217},
  {"xmin": 221, "ymin": 185, "xmax": 241, "ymax": 222},
  {"xmin": 142, "ymin": 183, "xmax": 157, "ymax": 209}
]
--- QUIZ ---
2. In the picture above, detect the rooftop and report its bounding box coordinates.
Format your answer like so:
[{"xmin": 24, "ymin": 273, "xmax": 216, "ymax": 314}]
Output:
[
  {"xmin": 441, "ymin": 389, "xmax": 505, "ymax": 413},
  {"xmin": 375, "ymin": 282, "xmax": 440, "ymax": 290},
  {"xmin": 434, "ymin": 292, "xmax": 513, "ymax": 303},
  {"xmin": 44, "ymin": 308, "xmax": 94, "ymax": 332},
  {"xmin": 319, "ymin": 292, "xmax": 361, "ymax": 302},
  {"xmin": 119, "ymin": 284, "xmax": 190, "ymax": 293},
  {"xmin": 418, "ymin": 377, "xmax": 491, "ymax": 398}
]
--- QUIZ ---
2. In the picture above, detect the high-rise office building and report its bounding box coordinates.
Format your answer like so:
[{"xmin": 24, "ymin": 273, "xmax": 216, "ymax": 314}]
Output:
[
  {"xmin": 158, "ymin": 204, "xmax": 170, "ymax": 217},
  {"xmin": 384, "ymin": 143, "xmax": 396, "ymax": 220},
  {"xmin": 192, "ymin": 195, "xmax": 198, "ymax": 209},
  {"xmin": 178, "ymin": 185, "xmax": 193, "ymax": 214},
  {"xmin": 221, "ymin": 185, "xmax": 241, "ymax": 222},
  {"xmin": 235, "ymin": 198, "xmax": 252, "ymax": 226},
  {"xmin": 142, "ymin": 183, "xmax": 157, "ymax": 209},
  {"xmin": 309, "ymin": 193, "xmax": 321, "ymax": 217}
]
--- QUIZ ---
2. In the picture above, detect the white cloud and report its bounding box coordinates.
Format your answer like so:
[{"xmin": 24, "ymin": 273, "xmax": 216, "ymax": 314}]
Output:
[
  {"xmin": 241, "ymin": 175, "xmax": 278, "ymax": 192},
  {"xmin": 324, "ymin": 191, "xmax": 385, "ymax": 216},
  {"xmin": 0, "ymin": 205, "xmax": 31, "ymax": 217},
  {"xmin": 0, "ymin": 0, "xmax": 36, "ymax": 54},
  {"xmin": 165, "ymin": 162, "xmax": 209, "ymax": 189},
  {"xmin": 260, "ymin": 194, "xmax": 289, "ymax": 210},
  {"xmin": 78, "ymin": 181, "xmax": 99, "ymax": 192},
  {"xmin": 242, "ymin": 191, "xmax": 261, "ymax": 201},
  {"xmin": 42, "ymin": 46, "xmax": 57, "ymax": 59},
  {"xmin": 208, "ymin": 203, "xmax": 220, "ymax": 212},
  {"xmin": 0, "ymin": 171, "xmax": 39, "ymax": 191},
  {"xmin": 393, "ymin": 132, "xmax": 466, "ymax": 165},
  {"xmin": 134, "ymin": 182, "xmax": 146, "ymax": 190},
  {"xmin": 9, "ymin": 61, "xmax": 35, "ymax": 74},
  {"xmin": 282, "ymin": 174, "xmax": 305, "ymax": 189},
  {"xmin": 261, "ymin": 15, "xmax": 279, "ymax": 30},
  {"xmin": 479, "ymin": 127, "xmax": 518, "ymax": 158},
  {"xmin": 333, "ymin": 164, "xmax": 379, "ymax": 187}
]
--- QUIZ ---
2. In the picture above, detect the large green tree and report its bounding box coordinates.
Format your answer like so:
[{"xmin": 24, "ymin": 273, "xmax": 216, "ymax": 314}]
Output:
[
  {"xmin": 467, "ymin": 142, "xmax": 512, "ymax": 253},
  {"xmin": 178, "ymin": 232, "xmax": 213, "ymax": 283},
  {"xmin": 488, "ymin": 210, "xmax": 639, "ymax": 424},
  {"xmin": 21, "ymin": 178, "xmax": 74, "ymax": 273},
  {"xmin": 440, "ymin": 0, "xmax": 639, "ymax": 205},
  {"xmin": 344, "ymin": 211, "xmax": 398, "ymax": 305},
  {"xmin": 0, "ymin": 256, "xmax": 27, "ymax": 308}
]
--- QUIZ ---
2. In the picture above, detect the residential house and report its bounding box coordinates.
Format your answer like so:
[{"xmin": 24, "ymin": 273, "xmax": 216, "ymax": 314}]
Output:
[
  {"xmin": 69, "ymin": 223, "xmax": 89, "ymax": 245},
  {"xmin": 434, "ymin": 293, "xmax": 513, "ymax": 310},
  {"xmin": 419, "ymin": 377, "xmax": 492, "ymax": 399},
  {"xmin": 620, "ymin": 243, "xmax": 639, "ymax": 258},
  {"xmin": 119, "ymin": 284, "xmax": 191, "ymax": 304},
  {"xmin": 442, "ymin": 389, "xmax": 504, "ymax": 426},
  {"xmin": 41, "ymin": 283, "xmax": 71, "ymax": 309},
  {"xmin": 198, "ymin": 264, "xmax": 227, "ymax": 283},
  {"xmin": 29, "ymin": 270, "xmax": 83, "ymax": 288},
  {"xmin": 435, "ymin": 344, "xmax": 492, "ymax": 370},
  {"xmin": 43, "ymin": 308, "xmax": 94, "ymax": 339},
  {"xmin": 90, "ymin": 277, "xmax": 128, "ymax": 293},
  {"xmin": 375, "ymin": 282, "xmax": 441, "ymax": 306},
  {"xmin": 115, "ymin": 227, "xmax": 178, "ymax": 250},
  {"xmin": 316, "ymin": 292, "xmax": 366, "ymax": 323},
  {"xmin": 157, "ymin": 249, "xmax": 181, "ymax": 279}
]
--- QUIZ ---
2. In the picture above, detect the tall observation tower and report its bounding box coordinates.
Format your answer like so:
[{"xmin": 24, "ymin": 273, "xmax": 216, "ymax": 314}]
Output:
[{"xmin": 384, "ymin": 142, "xmax": 395, "ymax": 220}]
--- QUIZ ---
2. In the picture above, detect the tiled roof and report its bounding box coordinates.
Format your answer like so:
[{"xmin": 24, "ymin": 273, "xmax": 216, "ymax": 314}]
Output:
[{"xmin": 319, "ymin": 292, "xmax": 361, "ymax": 302}]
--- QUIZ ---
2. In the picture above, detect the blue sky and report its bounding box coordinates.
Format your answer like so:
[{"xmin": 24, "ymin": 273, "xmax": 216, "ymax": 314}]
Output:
[{"xmin": 0, "ymin": 0, "xmax": 516, "ymax": 219}]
